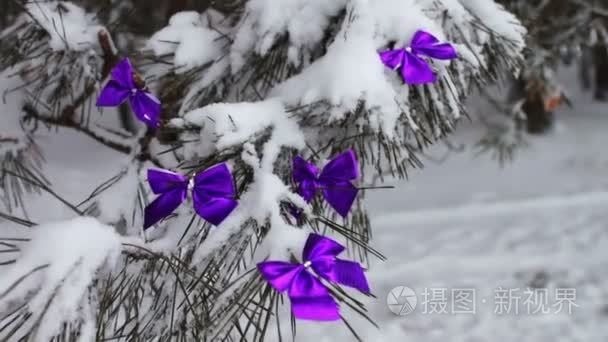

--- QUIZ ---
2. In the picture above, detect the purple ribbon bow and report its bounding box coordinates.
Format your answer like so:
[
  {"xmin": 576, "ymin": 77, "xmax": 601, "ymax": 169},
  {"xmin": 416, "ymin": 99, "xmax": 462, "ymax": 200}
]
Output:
[
  {"xmin": 293, "ymin": 149, "xmax": 359, "ymax": 218},
  {"xmin": 143, "ymin": 163, "xmax": 238, "ymax": 230},
  {"xmin": 257, "ymin": 233, "xmax": 370, "ymax": 321},
  {"xmin": 96, "ymin": 58, "xmax": 162, "ymax": 128},
  {"xmin": 379, "ymin": 30, "xmax": 458, "ymax": 84}
]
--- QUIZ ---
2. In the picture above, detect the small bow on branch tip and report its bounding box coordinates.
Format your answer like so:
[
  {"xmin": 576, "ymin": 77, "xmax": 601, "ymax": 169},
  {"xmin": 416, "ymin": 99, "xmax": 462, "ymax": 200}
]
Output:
[
  {"xmin": 293, "ymin": 149, "xmax": 360, "ymax": 218},
  {"xmin": 257, "ymin": 233, "xmax": 371, "ymax": 321},
  {"xmin": 143, "ymin": 163, "xmax": 238, "ymax": 230},
  {"xmin": 97, "ymin": 58, "xmax": 162, "ymax": 128},
  {"xmin": 291, "ymin": 149, "xmax": 395, "ymax": 219},
  {"xmin": 379, "ymin": 30, "xmax": 458, "ymax": 84}
]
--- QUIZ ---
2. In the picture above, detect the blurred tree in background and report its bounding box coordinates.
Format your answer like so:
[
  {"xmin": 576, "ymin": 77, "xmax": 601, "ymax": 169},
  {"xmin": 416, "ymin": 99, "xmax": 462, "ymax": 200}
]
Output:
[{"xmin": 497, "ymin": 0, "xmax": 608, "ymax": 134}]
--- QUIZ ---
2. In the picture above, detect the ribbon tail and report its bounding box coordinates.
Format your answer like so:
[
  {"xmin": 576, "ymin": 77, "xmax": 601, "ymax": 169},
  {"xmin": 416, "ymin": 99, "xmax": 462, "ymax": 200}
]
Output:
[
  {"xmin": 129, "ymin": 92, "xmax": 161, "ymax": 128},
  {"xmin": 143, "ymin": 188, "xmax": 186, "ymax": 230},
  {"xmin": 322, "ymin": 181, "xmax": 358, "ymax": 217},
  {"xmin": 401, "ymin": 52, "xmax": 436, "ymax": 84},
  {"xmin": 192, "ymin": 194, "xmax": 238, "ymax": 226},
  {"xmin": 291, "ymin": 294, "xmax": 340, "ymax": 321},
  {"xmin": 289, "ymin": 271, "xmax": 340, "ymax": 321}
]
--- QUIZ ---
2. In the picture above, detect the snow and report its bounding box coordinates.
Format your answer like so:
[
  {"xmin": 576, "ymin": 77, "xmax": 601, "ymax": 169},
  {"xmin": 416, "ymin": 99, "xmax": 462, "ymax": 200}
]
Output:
[
  {"xmin": 180, "ymin": 99, "xmax": 309, "ymax": 264},
  {"xmin": 368, "ymin": 98, "xmax": 608, "ymax": 213},
  {"xmin": 374, "ymin": 191, "xmax": 608, "ymax": 226},
  {"xmin": 371, "ymin": 0, "xmax": 443, "ymax": 45},
  {"xmin": 0, "ymin": 217, "xmax": 122, "ymax": 341},
  {"xmin": 152, "ymin": 100, "xmax": 308, "ymax": 263},
  {"xmin": 178, "ymin": 99, "xmax": 305, "ymax": 157},
  {"xmin": 281, "ymin": 185, "xmax": 608, "ymax": 341},
  {"xmin": 268, "ymin": 0, "xmax": 525, "ymax": 137},
  {"xmin": 271, "ymin": 0, "xmax": 401, "ymax": 134},
  {"xmin": 25, "ymin": 2, "xmax": 101, "ymax": 52},
  {"xmin": 460, "ymin": 0, "xmax": 527, "ymax": 51},
  {"xmin": 91, "ymin": 165, "xmax": 140, "ymax": 227},
  {"xmin": 146, "ymin": 11, "xmax": 225, "ymax": 73},
  {"xmin": 0, "ymin": 124, "xmax": 133, "ymax": 230},
  {"xmin": 230, "ymin": 0, "xmax": 348, "ymax": 69}
]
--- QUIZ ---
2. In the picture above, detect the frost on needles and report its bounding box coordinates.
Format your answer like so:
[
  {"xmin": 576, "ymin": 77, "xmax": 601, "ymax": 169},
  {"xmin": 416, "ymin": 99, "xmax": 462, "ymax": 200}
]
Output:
[{"xmin": 0, "ymin": 0, "xmax": 525, "ymax": 341}]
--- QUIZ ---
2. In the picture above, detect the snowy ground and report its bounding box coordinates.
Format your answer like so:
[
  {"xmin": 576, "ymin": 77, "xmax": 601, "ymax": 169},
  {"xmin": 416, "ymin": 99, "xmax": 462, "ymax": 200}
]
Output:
[{"xmin": 2, "ymin": 68, "xmax": 608, "ymax": 341}]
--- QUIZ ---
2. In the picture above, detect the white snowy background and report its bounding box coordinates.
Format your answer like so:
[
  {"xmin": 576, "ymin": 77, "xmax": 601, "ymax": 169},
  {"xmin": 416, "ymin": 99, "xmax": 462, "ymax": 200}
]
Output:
[{"xmin": 0, "ymin": 9, "xmax": 605, "ymax": 336}]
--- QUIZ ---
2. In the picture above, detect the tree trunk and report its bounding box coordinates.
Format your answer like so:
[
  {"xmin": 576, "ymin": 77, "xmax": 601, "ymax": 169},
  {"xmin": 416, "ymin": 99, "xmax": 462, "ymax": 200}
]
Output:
[
  {"xmin": 593, "ymin": 44, "xmax": 608, "ymax": 101},
  {"xmin": 513, "ymin": 76, "xmax": 554, "ymax": 135},
  {"xmin": 523, "ymin": 95, "xmax": 554, "ymax": 134}
]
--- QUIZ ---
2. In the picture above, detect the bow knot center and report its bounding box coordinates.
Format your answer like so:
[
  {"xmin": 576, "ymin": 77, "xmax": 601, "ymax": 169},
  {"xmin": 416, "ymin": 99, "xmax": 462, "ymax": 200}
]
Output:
[
  {"xmin": 312, "ymin": 179, "xmax": 324, "ymax": 190},
  {"xmin": 187, "ymin": 177, "xmax": 195, "ymax": 191}
]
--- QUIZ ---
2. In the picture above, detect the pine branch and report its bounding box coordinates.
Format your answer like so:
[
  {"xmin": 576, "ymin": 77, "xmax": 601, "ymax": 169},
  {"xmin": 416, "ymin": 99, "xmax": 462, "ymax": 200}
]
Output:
[
  {"xmin": 0, "ymin": 210, "xmax": 36, "ymax": 227},
  {"xmin": 2, "ymin": 168, "xmax": 83, "ymax": 215},
  {"xmin": 0, "ymin": 139, "xmax": 47, "ymax": 216},
  {"xmin": 22, "ymin": 103, "xmax": 132, "ymax": 154}
]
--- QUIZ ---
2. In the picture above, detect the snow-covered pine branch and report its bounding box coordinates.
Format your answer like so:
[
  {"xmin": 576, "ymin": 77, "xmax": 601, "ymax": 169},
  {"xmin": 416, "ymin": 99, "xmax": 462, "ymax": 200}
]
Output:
[
  {"xmin": 0, "ymin": 1, "xmax": 135, "ymax": 217},
  {"xmin": 0, "ymin": 0, "xmax": 526, "ymax": 341},
  {"xmin": 0, "ymin": 218, "xmax": 122, "ymax": 341}
]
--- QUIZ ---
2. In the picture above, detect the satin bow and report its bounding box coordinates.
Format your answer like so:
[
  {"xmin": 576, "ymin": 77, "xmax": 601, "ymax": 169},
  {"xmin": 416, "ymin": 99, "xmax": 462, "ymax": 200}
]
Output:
[
  {"xmin": 293, "ymin": 149, "xmax": 359, "ymax": 217},
  {"xmin": 379, "ymin": 30, "xmax": 458, "ymax": 84},
  {"xmin": 96, "ymin": 58, "xmax": 162, "ymax": 128},
  {"xmin": 143, "ymin": 163, "xmax": 238, "ymax": 230},
  {"xmin": 257, "ymin": 233, "xmax": 370, "ymax": 321}
]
